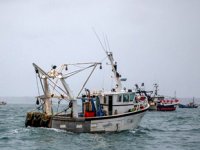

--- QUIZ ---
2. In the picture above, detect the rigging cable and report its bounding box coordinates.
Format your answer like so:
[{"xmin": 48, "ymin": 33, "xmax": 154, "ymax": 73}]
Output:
[
  {"xmin": 92, "ymin": 28, "xmax": 107, "ymax": 53},
  {"xmin": 77, "ymin": 64, "xmax": 98, "ymax": 98},
  {"xmin": 35, "ymin": 71, "xmax": 45, "ymax": 111},
  {"xmin": 52, "ymin": 64, "xmax": 65, "ymax": 93},
  {"xmin": 53, "ymin": 101, "xmax": 72, "ymax": 116},
  {"xmin": 105, "ymin": 34, "xmax": 111, "ymax": 52},
  {"xmin": 35, "ymin": 72, "xmax": 41, "ymax": 97},
  {"xmin": 63, "ymin": 64, "xmax": 96, "ymax": 79},
  {"xmin": 38, "ymin": 72, "xmax": 45, "ymax": 94}
]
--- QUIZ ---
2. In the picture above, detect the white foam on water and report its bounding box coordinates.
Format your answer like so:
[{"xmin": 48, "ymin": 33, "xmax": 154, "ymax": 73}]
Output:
[
  {"xmin": 129, "ymin": 130, "xmax": 136, "ymax": 134},
  {"xmin": 9, "ymin": 128, "xmax": 30, "ymax": 135},
  {"xmin": 45, "ymin": 127, "xmax": 67, "ymax": 133}
]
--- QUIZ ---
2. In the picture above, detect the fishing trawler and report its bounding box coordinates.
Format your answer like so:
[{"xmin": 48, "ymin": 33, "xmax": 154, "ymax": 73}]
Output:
[
  {"xmin": 25, "ymin": 49, "xmax": 149, "ymax": 132},
  {"xmin": 157, "ymin": 98, "xmax": 179, "ymax": 111},
  {"xmin": 134, "ymin": 83, "xmax": 154, "ymax": 110},
  {"xmin": 152, "ymin": 84, "xmax": 179, "ymax": 111},
  {"xmin": 146, "ymin": 84, "xmax": 179, "ymax": 111},
  {"xmin": 135, "ymin": 83, "xmax": 161, "ymax": 111}
]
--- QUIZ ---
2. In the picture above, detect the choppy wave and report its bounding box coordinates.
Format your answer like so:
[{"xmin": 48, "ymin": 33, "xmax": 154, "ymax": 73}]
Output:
[{"xmin": 1, "ymin": 103, "xmax": 200, "ymax": 150}]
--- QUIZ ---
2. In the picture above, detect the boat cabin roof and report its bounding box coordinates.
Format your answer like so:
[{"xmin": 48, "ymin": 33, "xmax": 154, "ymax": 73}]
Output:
[
  {"xmin": 101, "ymin": 91, "xmax": 135, "ymax": 96},
  {"xmin": 90, "ymin": 89, "xmax": 135, "ymax": 97}
]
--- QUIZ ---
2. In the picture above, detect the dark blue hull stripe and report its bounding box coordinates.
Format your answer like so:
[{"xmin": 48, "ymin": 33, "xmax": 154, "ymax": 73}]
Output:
[{"xmin": 85, "ymin": 108, "xmax": 148, "ymax": 121}]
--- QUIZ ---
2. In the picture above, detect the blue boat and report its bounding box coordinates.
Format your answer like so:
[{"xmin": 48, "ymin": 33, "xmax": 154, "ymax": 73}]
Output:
[{"xmin": 179, "ymin": 98, "xmax": 198, "ymax": 108}]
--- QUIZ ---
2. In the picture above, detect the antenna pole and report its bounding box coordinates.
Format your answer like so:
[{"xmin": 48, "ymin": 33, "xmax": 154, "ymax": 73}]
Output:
[
  {"xmin": 154, "ymin": 83, "xmax": 158, "ymax": 96},
  {"xmin": 93, "ymin": 29, "xmax": 123, "ymax": 91},
  {"xmin": 92, "ymin": 28, "xmax": 107, "ymax": 53},
  {"xmin": 106, "ymin": 52, "xmax": 122, "ymax": 91}
]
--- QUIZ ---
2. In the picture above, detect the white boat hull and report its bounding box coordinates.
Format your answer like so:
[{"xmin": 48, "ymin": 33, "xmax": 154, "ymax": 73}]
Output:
[
  {"xmin": 51, "ymin": 109, "xmax": 147, "ymax": 133},
  {"xmin": 90, "ymin": 111, "xmax": 145, "ymax": 132}
]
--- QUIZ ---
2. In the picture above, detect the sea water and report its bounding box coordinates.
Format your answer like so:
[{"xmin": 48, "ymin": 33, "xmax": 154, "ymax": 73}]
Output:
[{"xmin": 0, "ymin": 98, "xmax": 200, "ymax": 150}]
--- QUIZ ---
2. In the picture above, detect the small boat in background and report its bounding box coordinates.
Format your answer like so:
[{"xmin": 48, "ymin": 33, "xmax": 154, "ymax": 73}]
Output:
[
  {"xmin": 134, "ymin": 83, "xmax": 179, "ymax": 111},
  {"xmin": 155, "ymin": 85, "xmax": 179, "ymax": 111},
  {"xmin": 179, "ymin": 97, "xmax": 198, "ymax": 108},
  {"xmin": 157, "ymin": 98, "xmax": 179, "ymax": 111},
  {"xmin": 148, "ymin": 84, "xmax": 163, "ymax": 111},
  {"xmin": 148, "ymin": 84, "xmax": 179, "ymax": 111},
  {"xmin": 134, "ymin": 84, "xmax": 155, "ymax": 111},
  {"xmin": 0, "ymin": 101, "xmax": 7, "ymax": 105}
]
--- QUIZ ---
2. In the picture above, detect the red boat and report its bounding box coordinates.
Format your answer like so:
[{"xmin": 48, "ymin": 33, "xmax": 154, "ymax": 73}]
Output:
[
  {"xmin": 135, "ymin": 83, "xmax": 180, "ymax": 111},
  {"xmin": 157, "ymin": 99, "xmax": 179, "ymax": 111},
  {"xmin": 150, "ymin": 84, "xmax": 180, "ymax": 111}
]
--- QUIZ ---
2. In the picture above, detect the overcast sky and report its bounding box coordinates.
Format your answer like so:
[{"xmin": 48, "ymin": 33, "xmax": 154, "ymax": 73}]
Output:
[{"xmin": 0, "ymin": 0, "xmax": 200, "ymax": 98}]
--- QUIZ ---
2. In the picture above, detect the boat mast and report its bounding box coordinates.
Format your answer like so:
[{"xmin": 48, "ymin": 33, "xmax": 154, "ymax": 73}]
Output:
[
  {"xmin": 93, "ymin": 29, "xmax": 123, "ymax": 92},
  {"xmin": 174, "ymin": 91, "xmax": 176, "ymax": 99},
  {"xmin": 106, "ymin": 51, "xmax": 122, "ymax": 92},
  {"xmin": 33, "ymin": 63, "xmax": 52, "ymax": 115},
  {"xmin": 154, "ymin": 83, "xmax": 159, "ymax": 96},
  {"xmin": 33, "ymin": 63, "xmax": 78, "ymax": 117},
  {"xmin": 43, "ymin": 78, "xmax": 52, "ymax": 115},
  {"xmin": 33, "ymin": 62, "xmax": 100, "ymax": 118},
  {"xmin": 59, "ymin": 77, "xmax": 78, "ymax": 118}
]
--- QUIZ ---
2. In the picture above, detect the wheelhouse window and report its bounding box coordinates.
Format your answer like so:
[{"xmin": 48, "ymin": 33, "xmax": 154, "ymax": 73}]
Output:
[
  {"xmin": 123, "ymin": 94, "xmax": 129, "ymax": 102},
  {"xmin": 104, "ymin": 96, "xmax": 107, "ymax": 104},
  {"xmin": 117, "ymin": 95, "xmax": 122, "ymax": 102},
  {"xmin": 129, "ymin": 93, "xmax": 135, "ymax": 102}
]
